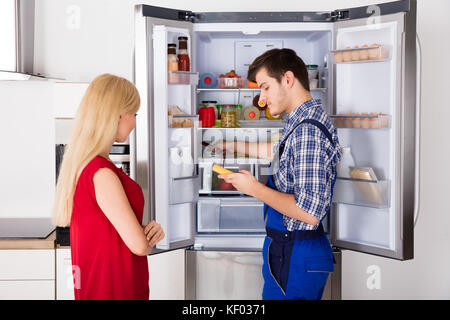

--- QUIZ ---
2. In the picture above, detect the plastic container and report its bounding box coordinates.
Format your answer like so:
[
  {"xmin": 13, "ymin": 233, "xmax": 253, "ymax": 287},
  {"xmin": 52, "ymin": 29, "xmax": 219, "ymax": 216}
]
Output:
[
  {"xmin": 199, "ymin": 73, "xmax": 217, "ymax": 88},
  {"xmin": 306, "ymin": 65, "xmax": 319, "ymax": 80},
  {"xmin": 218, "ymin": 77, "xmax": 245, "ymax": 89},
  {"xmin": 330, "ymin": 113, "xmax": 391, "ymax": 129},
  {"xmin": 331, "ymin": 45, "xmax": 390, "ymax": 63},
  {"xmin": 169, "ymin": 147, "xmax": 182, "ymax": 178},
  {"xmin": 180, "ymin": 146, "xmax": 194, "ymax": 177},
  {"xmin": 336, "ymin": 147, "xmax": 356, "ymax": 178},
  {"xmin": 168, "ymin": 115, "xmax": 195, "ymax": 128},
  {"xmin": 309, "ymin": 79, "xmax": 319, "ymax": 89}
]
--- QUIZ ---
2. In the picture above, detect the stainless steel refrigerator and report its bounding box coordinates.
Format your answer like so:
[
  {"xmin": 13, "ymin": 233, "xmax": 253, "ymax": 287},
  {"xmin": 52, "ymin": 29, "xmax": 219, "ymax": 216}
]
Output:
[{"xmin": 133, "ymin": 0, "xmax": 417, "ymax": 299}]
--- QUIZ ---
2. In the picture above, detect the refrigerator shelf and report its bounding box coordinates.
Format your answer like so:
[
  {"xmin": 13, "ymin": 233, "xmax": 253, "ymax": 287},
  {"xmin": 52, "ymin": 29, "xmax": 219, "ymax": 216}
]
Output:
[
  {"xmin": 332, "ymin": 177, "xmax": 390, "ymax": 209},
  {"xmin": 330, "ymin": 45, "xmax": 390, "ymax": 64},
  {"xmin": 330, "ymin": 114, "xmax": 391, "ymax": 129},
  {"xmin": 169, "ymin": 175, "xmax": 200, "ymax": 205},
  {"xmin": 197, "ymin": 88, "xmax": 327, "ymax": 93},
  {"xmin": 198, "ymin": 157, "xmax": 271, "ymax": 165},
  {"xmin": 168, "ymin": 71, "xmax": 199, "ymax": 85}
]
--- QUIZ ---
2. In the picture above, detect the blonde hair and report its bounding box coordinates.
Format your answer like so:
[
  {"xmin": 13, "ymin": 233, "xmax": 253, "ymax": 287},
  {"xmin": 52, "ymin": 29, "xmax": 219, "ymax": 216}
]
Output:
[{"xmin": 53, "ymin": 74, "xmax": 140, "ymax": 226}]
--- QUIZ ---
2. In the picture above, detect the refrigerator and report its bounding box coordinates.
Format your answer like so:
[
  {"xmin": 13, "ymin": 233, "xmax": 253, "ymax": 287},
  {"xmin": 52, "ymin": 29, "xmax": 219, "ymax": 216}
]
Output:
[{"xmin": 133, "ymin": 0, "xmax": 417, "ymax": 299}]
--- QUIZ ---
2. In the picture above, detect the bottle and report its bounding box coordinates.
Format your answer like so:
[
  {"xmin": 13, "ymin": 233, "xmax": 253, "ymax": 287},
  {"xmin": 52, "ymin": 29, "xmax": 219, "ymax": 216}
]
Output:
[
  {"xmin": 167, "ymin": 43, "xmax": 179, "ymax": 83},
  {"xmin": 169, "ymin": 147, "xmax": 182, "ymax": 178},
  {"xmin": 180, "ymin": 146, "xmax": 194, "ymax": 177},
  {"xmin": 177, "ymin": 36, "xmax": 190, "ymax": 72},
  {"xmin": 199, "ymin": 162, "xmax": 213, "ymax": 193},
  {"xmin": 336, "ymin": 146, "xmax": 356, "ymax": 178}
]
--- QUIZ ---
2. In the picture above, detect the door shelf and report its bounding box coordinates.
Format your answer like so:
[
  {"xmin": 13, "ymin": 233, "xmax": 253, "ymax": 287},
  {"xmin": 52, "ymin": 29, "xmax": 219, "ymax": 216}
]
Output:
[
  {"xmin": 330, "ymin": 45, "xmax": 390, "ymax": 64},
  {"xmin": 332, "ymin": 177, "xmax": 390, "ymax": 209},
  {"xmin": 168, "ymin": 71, "xmax": 199, "ymax": 85},
  {"xmin": 169, "ymin": 175, "xmax": 200, "ymax": 205},
  {"xmin": 330, "ymin": 114, "xmax": 390, "ymax": 129}
]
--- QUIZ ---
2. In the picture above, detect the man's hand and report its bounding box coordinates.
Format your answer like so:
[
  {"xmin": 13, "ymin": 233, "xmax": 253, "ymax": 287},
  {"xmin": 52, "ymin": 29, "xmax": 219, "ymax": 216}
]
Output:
[{"xmin": 218, "ymin": 170, "xmax": 261, "ymax": 197}]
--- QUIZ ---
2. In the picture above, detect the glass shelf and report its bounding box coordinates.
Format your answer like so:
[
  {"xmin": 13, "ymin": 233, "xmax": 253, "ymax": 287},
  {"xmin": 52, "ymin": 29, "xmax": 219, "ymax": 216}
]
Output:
[
  {"xmin": 332, "ymin": 177, "xmax": 390, "ymax": 209},
  {"xmin": 197, "ymin": 88, "xmax": 327, "ymax": 93}
]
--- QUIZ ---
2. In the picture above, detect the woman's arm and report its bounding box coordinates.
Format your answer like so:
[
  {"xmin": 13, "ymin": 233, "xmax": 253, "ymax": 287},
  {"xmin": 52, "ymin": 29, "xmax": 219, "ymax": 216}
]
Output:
[{"xmin": 93, "ymin": 168, "xmax": 163, "ymax": 256}]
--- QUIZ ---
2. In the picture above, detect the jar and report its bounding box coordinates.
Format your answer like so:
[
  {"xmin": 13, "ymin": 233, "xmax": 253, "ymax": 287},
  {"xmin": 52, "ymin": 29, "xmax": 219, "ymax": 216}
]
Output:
[
  {"xmin": 178, "ymin": 36, "xmax": 190, "ymax": 71},
  {"xmin": 221, "ymin": 105, "xmax": 236, "ymax": 128},
  {"xmin": 306, "ymin": 65, "xmax": 319, "ymax": 80},
  {"xmin": 167, "ymin": 43, "xmax": 178, "ymax": 83}
]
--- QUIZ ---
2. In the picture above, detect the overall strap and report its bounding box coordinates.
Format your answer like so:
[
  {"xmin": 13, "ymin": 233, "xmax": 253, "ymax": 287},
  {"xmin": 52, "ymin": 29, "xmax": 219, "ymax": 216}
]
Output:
[
  {"xmin": 264, "ymin": 118, "xmax": 336, "ymax": 222},
  {"xmin": 278, "ymin": 118, "xmax": 335, "ymax": 157}
]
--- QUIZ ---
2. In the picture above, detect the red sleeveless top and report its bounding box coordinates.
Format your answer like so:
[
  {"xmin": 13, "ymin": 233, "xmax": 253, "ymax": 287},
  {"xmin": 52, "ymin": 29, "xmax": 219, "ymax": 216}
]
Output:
[{"xmin": 70, "ymin": 155, "xmax": 149, "ymax": 300}]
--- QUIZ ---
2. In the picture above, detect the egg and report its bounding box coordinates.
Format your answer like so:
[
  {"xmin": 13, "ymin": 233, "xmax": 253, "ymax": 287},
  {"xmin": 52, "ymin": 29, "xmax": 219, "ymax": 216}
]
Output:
[
  {"xmin": 369, "ymin": 43, "xmax": 381, "ymax": 60},
  {"xmin": 343, "ymin": 46, "xmax": 352, "ymax": 62},
  {"xmin": 360, "ymin": 44, "xmax": 369, "ymax": 60},
  {"xmin": 351, "ymin": 45, "xmax": 360, "ymax": 61}
]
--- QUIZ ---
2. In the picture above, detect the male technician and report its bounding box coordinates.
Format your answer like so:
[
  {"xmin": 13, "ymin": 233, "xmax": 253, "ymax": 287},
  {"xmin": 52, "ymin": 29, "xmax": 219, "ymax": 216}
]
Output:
[{"xmin": 212, "ymin": 48, "xmax": 341, "ymax": 300}]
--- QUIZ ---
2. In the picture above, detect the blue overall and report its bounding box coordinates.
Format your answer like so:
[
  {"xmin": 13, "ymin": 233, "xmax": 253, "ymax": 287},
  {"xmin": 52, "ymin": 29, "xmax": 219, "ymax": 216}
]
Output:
[{"xmin": 262, "ymin": 119, "xmax": 337, "ymax": 300}]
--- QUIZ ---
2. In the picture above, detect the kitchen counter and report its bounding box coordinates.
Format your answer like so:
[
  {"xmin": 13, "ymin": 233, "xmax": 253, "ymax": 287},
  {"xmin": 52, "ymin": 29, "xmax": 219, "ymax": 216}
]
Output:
[{"xmin": 0, "ymin": 230, "xmax": 56, "ymax": 250}]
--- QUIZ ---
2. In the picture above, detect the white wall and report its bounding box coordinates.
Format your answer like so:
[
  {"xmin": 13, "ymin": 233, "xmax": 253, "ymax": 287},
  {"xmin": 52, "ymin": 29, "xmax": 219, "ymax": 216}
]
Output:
[
  {"xmin": 32, "ymin": 0, "xmax": 450, "ymax": 299},
  {"xmin": 0, "ymin": 80, "xmax": 55, "ymax": 218}
]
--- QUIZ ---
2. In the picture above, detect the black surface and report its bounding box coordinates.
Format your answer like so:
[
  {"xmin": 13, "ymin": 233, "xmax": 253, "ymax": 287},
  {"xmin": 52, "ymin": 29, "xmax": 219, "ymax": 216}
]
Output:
[{"xmin": 56, "ymin": 226, "xmax": 70, "ymax": 246}]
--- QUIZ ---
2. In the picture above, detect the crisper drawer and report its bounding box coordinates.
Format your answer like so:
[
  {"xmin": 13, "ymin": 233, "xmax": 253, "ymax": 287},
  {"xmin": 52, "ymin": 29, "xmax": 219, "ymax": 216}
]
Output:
[{"xmin": 197, "ymin": 197, "xmax": 265, "ymax": 233}]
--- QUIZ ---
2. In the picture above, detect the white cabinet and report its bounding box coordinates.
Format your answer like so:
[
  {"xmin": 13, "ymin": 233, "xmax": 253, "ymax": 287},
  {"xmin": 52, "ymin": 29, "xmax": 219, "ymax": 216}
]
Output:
[
  {"xmin": 55, "ymin": 248, "xmax": 75, "ymax": 300},
  {"xmin": 148, "ymin": 249, "xmax": 185, "ymax": 300},
  {"xmin": 56, "ymin": 248, "xmax": 186, "ymax": 300},
  {"xmin": 52, "ymin": 81, "xmax": 89, "ymax": 118},
  {"xmin": 0, "ymin": 249, "xmax": 55, "ymax": 300}
]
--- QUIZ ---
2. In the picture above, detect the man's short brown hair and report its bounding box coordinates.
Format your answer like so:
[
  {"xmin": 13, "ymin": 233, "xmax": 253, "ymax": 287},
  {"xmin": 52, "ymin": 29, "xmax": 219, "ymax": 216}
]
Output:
[{"xmin": 247, "ymin": 48, "xmax": 310, "ymax": 92}]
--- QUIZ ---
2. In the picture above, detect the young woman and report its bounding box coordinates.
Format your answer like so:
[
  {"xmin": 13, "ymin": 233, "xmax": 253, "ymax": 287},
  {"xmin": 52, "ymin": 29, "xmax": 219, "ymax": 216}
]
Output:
[{"xmin": 53, "ymin": 74, "xmax": 164, "ymax": 300}]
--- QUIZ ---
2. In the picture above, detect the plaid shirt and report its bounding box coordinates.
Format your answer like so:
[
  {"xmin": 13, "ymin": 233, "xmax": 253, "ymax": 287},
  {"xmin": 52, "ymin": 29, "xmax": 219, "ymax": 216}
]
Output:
[{"xmin": 272, "ymin": 99, "xmax": 341, "ymax": 231}]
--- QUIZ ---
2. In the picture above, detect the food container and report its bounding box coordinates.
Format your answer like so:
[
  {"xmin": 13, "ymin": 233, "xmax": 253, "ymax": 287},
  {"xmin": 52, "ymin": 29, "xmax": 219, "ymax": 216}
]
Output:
[
  {"xmin": 221, "ymin": 105, "xmax": 236, "ymax": 128},
  {"xmin": 218, "ymin": 77, "xmax": 245, "ymax": 89},
  {"xmin": 309, "ymin": 79, "xmax": 319, "ymax": 89},
  {"xmin": 306, "ymin": 65, "xmax": 319, "ymax": 80},
  {"xmin": 169, "ymin": 115, "xmax": 195, "ymax": 128}
]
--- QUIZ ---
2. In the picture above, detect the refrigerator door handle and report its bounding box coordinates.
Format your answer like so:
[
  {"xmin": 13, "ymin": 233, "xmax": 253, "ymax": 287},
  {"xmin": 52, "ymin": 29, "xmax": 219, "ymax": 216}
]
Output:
[{"xmin": 414, "ymin": 34, "xmax": 422, "ymax": 228}]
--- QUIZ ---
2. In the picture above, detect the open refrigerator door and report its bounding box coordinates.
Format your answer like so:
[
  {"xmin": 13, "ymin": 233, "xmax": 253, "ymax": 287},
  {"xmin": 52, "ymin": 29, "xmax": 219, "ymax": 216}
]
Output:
[
  {"xmin": 329, "ymin": 0, "xmax": 416, "ymax": 260},
  {"xmin": 134, "ymin": 5, "xmax": 199, "ymax": 252}
]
